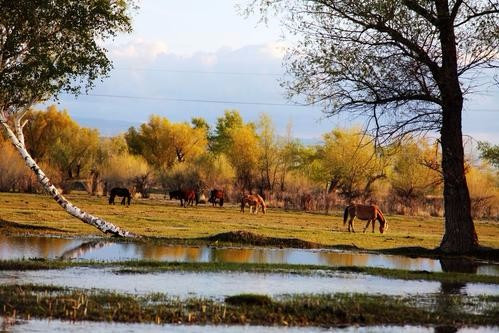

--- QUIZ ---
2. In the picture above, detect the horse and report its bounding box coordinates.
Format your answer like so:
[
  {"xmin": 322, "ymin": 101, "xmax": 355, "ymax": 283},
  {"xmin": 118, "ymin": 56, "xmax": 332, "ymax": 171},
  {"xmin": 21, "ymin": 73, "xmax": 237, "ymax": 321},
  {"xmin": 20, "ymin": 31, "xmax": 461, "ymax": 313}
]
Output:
[
  {"xmin": 240, "ymin": 194, "xmax": 266, "ymax": 214},
  {"xmin": 208, "ymin": 189, "xmax": 224, "ymax": 207},
  {"xmin": 109, "ymin": 187, "xmax": 132, "ymax": 207},
  {"xmin": 343, "ymin": 204, "xmax": 387, "ymax": 233},
  {"xmin": 169, "ymin": 189, "xmax": 197, "ymax": 208}
]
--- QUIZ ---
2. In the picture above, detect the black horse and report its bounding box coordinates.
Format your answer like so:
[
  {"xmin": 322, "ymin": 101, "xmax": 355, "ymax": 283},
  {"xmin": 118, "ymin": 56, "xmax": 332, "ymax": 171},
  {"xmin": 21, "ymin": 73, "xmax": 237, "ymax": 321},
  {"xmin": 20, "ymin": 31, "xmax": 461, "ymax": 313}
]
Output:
[{"xmin": 109, "ymin": 187, "xmax": 132, "ymax": 206}]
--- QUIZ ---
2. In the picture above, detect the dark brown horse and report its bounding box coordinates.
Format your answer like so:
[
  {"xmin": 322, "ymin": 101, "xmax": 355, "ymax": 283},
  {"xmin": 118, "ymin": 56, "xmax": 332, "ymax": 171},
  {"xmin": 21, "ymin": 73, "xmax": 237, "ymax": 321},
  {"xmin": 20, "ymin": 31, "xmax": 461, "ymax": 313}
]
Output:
[
  {"xmin": 241, "ymin": 194, "xmax": 266, "ymax": 214},
  {"xmin": 208, "ymin": 189, "xmax": 224, "ymax": 207},
  {"xmin": 343, "ymin": 204, "xmax": 388, "ymax": 233},
  {"xmin": 169, "ymin": 189, "xmax": 197, "ymax": 208},
  {"xmin": 109, "ymin": 187, "xmax": 132, "ymax": 207}
]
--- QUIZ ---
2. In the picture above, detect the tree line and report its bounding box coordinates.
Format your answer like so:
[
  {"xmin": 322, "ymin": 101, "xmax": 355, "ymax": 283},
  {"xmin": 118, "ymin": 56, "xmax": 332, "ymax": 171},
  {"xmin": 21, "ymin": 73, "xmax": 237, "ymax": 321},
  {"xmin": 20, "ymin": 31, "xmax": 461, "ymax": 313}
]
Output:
[{"xmin": 1, "ymin": 105, "xmax": 497, "ymax": 219}]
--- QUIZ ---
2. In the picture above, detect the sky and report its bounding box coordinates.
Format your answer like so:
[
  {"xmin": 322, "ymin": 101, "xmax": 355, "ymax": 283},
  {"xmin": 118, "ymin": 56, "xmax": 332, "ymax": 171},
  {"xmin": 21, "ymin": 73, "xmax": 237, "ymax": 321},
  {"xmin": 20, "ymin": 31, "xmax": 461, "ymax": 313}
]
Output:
[{"xmin": 53, "ymin": 0, "xmax": 499, "ymax": 143}]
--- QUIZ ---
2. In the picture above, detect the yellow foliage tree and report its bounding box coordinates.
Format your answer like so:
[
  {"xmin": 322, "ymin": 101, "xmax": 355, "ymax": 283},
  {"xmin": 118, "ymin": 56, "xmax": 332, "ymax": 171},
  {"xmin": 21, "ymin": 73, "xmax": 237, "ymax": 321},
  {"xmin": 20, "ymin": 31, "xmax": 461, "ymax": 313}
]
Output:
[
  {"xmin": 226, "ymin": 125, "xmax": 261, "ymax": 191},
  {"xmin": 319, "ymin": 127, "xmax": 386, "ymax": 201}
]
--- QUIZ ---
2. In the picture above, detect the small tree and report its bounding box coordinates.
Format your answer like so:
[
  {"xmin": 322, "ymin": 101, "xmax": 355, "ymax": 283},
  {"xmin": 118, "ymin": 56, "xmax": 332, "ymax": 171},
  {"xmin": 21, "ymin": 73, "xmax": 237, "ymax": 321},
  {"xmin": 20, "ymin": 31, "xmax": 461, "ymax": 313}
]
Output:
[{"xmin": 0, "ymin": 1, "xmax": 136, "ymax": 236}]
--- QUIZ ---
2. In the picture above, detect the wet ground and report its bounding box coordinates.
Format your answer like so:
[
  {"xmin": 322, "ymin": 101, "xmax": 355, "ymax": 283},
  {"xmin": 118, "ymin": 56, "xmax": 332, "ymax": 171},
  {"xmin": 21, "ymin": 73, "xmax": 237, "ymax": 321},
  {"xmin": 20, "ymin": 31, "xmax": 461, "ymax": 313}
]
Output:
[
  {"xmin": 1, "ymin": 235, "xmax": 498, "ymax": 329},
  {"xmin": 0, "ymin": 319, "xmax": 497, "ymax": 333},
  {"xmin": 1, "ymin": 236, "xmax": 498, "ymax": 275},
  {"xmin": 1, "ymin": 267, "xmax": 497, "ymax": 298}
]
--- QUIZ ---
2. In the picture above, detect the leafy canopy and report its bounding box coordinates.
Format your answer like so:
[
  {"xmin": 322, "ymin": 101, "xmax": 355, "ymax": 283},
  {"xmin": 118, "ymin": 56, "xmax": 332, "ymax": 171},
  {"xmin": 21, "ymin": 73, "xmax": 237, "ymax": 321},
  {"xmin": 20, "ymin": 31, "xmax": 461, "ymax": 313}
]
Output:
[{"xmin": 0, "ymin": 0, "xmax": 133, "ymax": 114}]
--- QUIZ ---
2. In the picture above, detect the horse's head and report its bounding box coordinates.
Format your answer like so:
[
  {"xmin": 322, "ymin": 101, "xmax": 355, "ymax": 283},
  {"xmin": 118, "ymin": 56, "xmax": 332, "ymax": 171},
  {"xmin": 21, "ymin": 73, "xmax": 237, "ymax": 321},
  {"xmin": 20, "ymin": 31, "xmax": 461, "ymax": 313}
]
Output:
[
  {"xmin": 379, "ymin": 219, "xmax": 388, "ymax": 234},
  {"xmin": 169, "ymin": 191, "xmax": 177, "ymax": 200}
]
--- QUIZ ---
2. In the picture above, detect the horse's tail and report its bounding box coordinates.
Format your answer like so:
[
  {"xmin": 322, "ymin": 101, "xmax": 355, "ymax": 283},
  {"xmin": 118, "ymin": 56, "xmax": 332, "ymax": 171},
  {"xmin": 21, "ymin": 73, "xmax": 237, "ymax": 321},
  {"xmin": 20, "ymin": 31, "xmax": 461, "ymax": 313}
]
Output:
[{"xmin": 343, "ymin": 206, "xmax": 350, "ymax": 225}]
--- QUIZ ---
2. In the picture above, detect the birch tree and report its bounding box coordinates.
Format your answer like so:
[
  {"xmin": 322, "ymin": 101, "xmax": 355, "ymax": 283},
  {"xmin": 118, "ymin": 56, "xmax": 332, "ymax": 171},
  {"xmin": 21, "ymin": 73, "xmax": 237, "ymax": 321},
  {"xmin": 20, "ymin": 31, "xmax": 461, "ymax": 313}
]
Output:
[
  {"xmin": 0, "ymin": 0, "xmax": 136, "ymax": 237},
  {"xmin": 249, "ymin": 0, "xmax": 499, "ymax": 253}
]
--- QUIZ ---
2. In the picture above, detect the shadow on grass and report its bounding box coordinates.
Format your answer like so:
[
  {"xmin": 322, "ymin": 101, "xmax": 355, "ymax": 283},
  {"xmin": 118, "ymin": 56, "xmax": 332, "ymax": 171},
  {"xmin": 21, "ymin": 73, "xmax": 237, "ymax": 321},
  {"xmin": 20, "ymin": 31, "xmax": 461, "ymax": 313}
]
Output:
[{"xmin": 0, "ymin": 219, "xmax": 67, "ymax": 234}]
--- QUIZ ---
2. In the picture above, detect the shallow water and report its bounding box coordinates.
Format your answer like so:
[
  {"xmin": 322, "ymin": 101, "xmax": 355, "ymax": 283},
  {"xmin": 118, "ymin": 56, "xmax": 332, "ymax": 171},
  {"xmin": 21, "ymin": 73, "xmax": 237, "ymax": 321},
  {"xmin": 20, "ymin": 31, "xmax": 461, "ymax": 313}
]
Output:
[
  {"xmin": 0, "ymin": 319, "xmax": 497, "ymax": 333},
  {"xmin": 1, "ymin": 267, "xmax": 497, "ymax": 298},
  {"xmin": 1, "ymin": 236, "xmax": 497, "ymax": 275}
]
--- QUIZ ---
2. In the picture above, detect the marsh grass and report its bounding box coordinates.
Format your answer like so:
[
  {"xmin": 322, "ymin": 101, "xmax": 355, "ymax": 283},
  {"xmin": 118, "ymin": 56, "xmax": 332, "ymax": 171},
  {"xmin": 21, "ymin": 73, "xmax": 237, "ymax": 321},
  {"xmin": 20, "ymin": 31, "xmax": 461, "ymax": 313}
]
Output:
[
  {"xmin": 0, "ymin": 260, "xmax": 498, "ymax": 285},
  {"xmin": 0, "ymin": 284, "xmax": 497, "ymax": 326}
]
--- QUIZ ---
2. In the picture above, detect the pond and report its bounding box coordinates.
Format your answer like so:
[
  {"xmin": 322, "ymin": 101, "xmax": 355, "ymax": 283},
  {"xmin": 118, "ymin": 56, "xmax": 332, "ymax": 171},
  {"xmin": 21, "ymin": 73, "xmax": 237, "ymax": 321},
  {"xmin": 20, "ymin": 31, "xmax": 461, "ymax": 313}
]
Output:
[
  {"xmin": 0, "ymin": 319, "xmax": 497, "ymax": 333},
  {"xmin": 1, "ymin": 236, "xmax": 497, "ymax": 275},
  {"xmin": 1, "ymin": 267, "xmax": 497, "ymax": 298}
]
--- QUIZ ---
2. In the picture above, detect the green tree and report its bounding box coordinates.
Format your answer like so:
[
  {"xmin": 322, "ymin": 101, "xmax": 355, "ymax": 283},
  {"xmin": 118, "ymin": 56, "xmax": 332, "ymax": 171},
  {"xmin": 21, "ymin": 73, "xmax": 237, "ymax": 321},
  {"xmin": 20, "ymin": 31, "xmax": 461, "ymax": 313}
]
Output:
[
  {"xmin": 478, "ymin": 142, "xmax": 499, "ymax": 168},
  {"xmin": 251, "ymin": 0, "xmax": 499, "ymax": 253},
  {"xmin": 211, "ymin": 110, "xmax": 244, "ymax": 154},
  {"xmin": 0, "ymin": 0, "xmax": 135, "ymax": 237}
]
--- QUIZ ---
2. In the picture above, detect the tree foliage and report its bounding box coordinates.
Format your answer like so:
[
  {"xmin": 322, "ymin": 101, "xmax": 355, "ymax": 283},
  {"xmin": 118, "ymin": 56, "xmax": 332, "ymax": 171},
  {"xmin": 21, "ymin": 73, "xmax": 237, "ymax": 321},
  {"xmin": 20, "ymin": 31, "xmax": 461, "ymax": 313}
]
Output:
[
  {"xmin": 478, "ymin": 141, "xmax": 499, "ymax": 168},
  {"xmin": 125, "ymin": 115, "xmax": 207, "ymax": 171}
]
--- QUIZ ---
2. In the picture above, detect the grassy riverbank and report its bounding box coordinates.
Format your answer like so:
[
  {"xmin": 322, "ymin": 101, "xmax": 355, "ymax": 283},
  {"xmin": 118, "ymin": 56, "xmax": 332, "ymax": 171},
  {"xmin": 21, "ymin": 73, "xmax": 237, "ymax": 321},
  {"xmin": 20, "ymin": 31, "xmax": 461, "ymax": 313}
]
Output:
[
  {"xmin": 1, "ymin": 192, "xmax": 498, "ymax": 250},
  {"xmin": 0, "ymin": 284, "xmax": 497, "ymax": 326}
]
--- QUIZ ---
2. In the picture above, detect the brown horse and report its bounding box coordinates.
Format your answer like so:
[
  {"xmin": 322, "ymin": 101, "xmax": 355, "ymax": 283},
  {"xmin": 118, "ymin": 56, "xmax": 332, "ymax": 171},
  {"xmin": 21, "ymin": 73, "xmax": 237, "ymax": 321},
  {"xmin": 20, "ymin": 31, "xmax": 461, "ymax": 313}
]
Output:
[
  {"xmin": 343, "ymin": 204, "xmax": 387, "ymax": 233},
  {"xmin": 208, "ymin": 189, "xmax": 224, "ymax": 207},
  {"xmin": 169, "ymin": 189, "xmax": 197, "ymax": 208},
  {"xmin": 240, "ymin": 194, "xmax": 266, "ymax": 214}
]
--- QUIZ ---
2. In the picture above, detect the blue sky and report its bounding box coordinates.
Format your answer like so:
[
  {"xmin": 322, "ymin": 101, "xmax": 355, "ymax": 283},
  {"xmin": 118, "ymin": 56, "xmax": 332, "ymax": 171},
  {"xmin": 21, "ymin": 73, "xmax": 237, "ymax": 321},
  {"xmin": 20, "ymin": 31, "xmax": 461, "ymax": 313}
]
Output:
[{"xmin": 54, "ymin": 0, "xmax": 499, "ymax": 143}]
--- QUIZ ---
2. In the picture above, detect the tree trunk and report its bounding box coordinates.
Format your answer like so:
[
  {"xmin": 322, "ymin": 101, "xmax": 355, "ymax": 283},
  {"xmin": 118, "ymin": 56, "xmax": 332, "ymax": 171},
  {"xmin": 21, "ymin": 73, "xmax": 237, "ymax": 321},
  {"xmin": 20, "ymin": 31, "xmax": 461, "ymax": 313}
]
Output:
[
  {"xmin": 1, "ymin": 121, "xmax": 137, "ymax": 238},
  {"xmin": 436, "ymin": 2, "xmax": 478, "ymax": 253},
  {"xmin": 439, "ymin": 103, "xmax": 478, "ymax": 253}
]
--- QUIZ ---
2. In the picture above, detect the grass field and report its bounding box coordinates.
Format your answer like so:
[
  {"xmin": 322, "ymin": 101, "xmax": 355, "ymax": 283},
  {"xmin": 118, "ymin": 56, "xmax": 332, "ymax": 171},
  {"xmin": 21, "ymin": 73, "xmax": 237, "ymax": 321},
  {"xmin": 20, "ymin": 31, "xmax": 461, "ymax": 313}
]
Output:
[{"xmin": 0, "ymin": 192, "xmax": 498, "ymax": 250}]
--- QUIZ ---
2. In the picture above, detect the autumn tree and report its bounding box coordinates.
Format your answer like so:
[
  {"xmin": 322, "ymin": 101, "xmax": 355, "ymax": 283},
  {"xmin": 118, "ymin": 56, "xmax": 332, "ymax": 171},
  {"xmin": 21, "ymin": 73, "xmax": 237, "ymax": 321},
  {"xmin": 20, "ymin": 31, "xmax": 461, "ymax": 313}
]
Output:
[
  {"xmin": 257, "ymin": 113, "xmax": 281, "ymax": 192},
  {"xmin": 0, "ymin": 0, "xmax": 135, "ymax": 236},
  {"xmin": 226, "ymin": 125, "xmax": 261, "ymax": 191},
  {"xmin": 389, "ymin": 138, "xmax": 442, "ymax": 207},
  {"xmin": 319, "ymin": 128, "xmax": 387, "ymax": 201},
  {"xmin": 250, "ymin": 0, "xmax": 499, "ymax": 253},
  {"xmin": 125, "ymin": 115, "xmax": 207, "ymax": 171}
]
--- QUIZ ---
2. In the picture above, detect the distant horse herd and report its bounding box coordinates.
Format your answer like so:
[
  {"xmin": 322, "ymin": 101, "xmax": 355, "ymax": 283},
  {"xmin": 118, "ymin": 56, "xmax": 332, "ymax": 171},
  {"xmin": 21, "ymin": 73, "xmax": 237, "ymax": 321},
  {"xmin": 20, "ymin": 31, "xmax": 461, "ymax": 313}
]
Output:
[{"xmin": 107, "ymin": 187, "xmax": 388, "ymax": 233}]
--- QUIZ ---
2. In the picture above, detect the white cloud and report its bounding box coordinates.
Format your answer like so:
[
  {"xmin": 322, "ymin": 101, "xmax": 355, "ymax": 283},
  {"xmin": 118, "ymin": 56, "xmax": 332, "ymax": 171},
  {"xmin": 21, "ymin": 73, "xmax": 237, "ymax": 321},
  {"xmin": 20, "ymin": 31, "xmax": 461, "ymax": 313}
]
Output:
[{"xmin": 110, "ymin": 39, "xmax": 168, "ymax": 62}]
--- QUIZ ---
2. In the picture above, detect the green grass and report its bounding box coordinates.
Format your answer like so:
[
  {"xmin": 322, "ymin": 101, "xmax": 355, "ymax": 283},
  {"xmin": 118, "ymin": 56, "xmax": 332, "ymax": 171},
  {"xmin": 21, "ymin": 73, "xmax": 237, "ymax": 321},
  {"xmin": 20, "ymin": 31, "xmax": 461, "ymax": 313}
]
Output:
[
  {"xmin": 1, "ymin": 259, "xmax": 498, "ymax": 285},
  {"xmin": 1, "ymin": 192, "xmax": 498, "ymax": 251},
  {"xmin": 0, "ymin": 284, "xmax": 497, "ymax": 326}
]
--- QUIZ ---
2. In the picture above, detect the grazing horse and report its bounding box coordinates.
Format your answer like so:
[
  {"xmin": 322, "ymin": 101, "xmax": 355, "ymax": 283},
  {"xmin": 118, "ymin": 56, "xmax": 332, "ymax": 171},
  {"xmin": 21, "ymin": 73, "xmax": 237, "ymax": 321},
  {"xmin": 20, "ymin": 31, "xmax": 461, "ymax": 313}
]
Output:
[
  {"xmin": 343, "ymin": 204, "xmax": 387, "ymax": 233},
  {"xmin": 208, "ymin": 189, "xmax": 224, "ymax": 207},
  {"xmin": 109, "ymin": 187, "xmax": 132, "ymax": 207},
  {"xmin": 240, "ymin": 194, "xmax": 266, "ymax": 214},
  {"xmin": 169, "ymin": 189, "xmax": 197, "ymax": 208}
]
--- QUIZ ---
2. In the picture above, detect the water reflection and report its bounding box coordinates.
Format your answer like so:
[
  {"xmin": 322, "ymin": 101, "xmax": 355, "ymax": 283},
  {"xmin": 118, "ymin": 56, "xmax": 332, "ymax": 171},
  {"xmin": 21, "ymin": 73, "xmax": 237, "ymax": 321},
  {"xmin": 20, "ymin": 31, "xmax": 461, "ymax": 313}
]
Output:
[
  {"xmin": 1, "ymin": 236, "xmax": 498, "ymax": 275},
  {"xmin": 6, "ymin": 319, "xmax": 497, "ymax": 333}
]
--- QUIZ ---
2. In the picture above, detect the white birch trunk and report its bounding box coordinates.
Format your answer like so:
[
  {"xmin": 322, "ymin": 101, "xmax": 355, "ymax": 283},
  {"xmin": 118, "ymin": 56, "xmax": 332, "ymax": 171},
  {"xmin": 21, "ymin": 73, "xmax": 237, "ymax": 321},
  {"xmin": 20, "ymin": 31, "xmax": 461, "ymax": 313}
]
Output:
[{"xmin": 1, "ymin": 121, "xmax": 138, "ymax": 238}]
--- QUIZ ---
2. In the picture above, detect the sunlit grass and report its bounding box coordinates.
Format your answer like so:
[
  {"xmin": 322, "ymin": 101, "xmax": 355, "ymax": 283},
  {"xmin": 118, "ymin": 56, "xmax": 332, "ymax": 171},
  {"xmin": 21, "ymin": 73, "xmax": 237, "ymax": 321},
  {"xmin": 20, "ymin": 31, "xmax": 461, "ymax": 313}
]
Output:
[{"xmin": 0, "ymin": 192, "xmax": 498, "ymax": 250}]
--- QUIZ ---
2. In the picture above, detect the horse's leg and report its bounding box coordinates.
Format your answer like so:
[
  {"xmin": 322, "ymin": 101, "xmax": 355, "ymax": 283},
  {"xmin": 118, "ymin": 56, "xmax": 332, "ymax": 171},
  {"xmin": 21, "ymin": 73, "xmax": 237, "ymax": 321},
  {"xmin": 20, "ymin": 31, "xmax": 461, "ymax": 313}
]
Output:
[
  {"xmin": 363, "ymin": 219, "xmax": 370, "ymax": 233},
  {"xmin": 349, "ymin": 217, "xmax": 355, "ymax": 233},
  {"xmin": 372, "ymin": 218, "xmax": 376, "ymax": 233}
]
